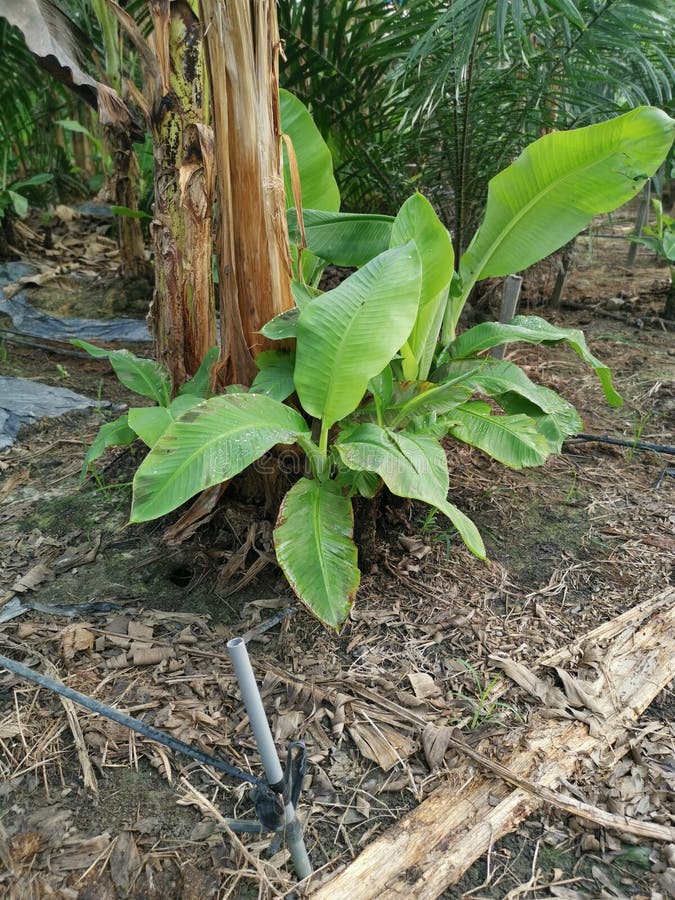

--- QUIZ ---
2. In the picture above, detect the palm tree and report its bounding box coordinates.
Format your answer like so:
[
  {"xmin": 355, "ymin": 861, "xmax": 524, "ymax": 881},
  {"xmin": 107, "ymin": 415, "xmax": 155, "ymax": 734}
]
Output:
[
  {"xmin": 278, "ymin": 0, "xmax": 407, "ymax": 210},
  {"xmin": 277, "ymin": 0, "xmax": 674, "ymax": 253},
  {"xmin": 393, "ymin": 0, "xmax": 675, "ymax": 254}
]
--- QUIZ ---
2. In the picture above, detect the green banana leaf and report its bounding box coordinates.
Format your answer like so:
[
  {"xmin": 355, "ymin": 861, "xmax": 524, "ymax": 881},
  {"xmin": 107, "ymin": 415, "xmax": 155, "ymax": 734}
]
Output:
[
  {"xmin": 294, "ymin": 243, "xmax": 421, "ymax": 430},
  {"xmin": 178, "ymin": 345, "xmax": 219, "ymax": 398},
  {"xmin": 336, "ymin": 423, "xmax": 485, "ymax": 558},
  {"xmin": 72, "ymin": 339, "xmax": 171, "ymax": 406},
  {"xmin": 291, "ymin": 280, "xmax": 321, "ymax": 309},
  {"xmin": 286, "ymin": 208, "xmax": 393, "ymax": 267},
  {"xmin": 259, "ymin": 307, "xmax": 300, "ymax": 341},
  {"xmin": 390, "ymin": 194, "xmax": 454, "ymax": 381},
  {"xmin": 8, "ymin": 192, "xmax": 29, "ymax": 217},
  {"xmin": 433, "ymin": 357, "xmax": 582, "ymax": 436},
  {"xmin": 495, "ymin": 392, "xmax": 578, "ymax": 452},
  {"xmin": 387, "ymin": 375, "xmax": 477, "ymax": 428},
  {"xmin": 459, "ymin": 107, "xmax": 674, "ymax": 293},
  {"xmin": 281, "ymin": 90, "xmax": 340, "ymax": 283},
  {"xmin": 10, "ymin": 173, "xmax": 54, "ymax": 190},
  {"xmin": 80, "ymin": 414, "xmax": 136, "ymax": 482},
  {"xmin": 274, "ymin": 478, "xmax": 359, "ymax": 630},
  {"xmin": 446, "ymin": 316, "xmax": 622, "ymax": 406},
  {"xmin": 280, "ymin": 89, "xmax": 339, "ymax": 213},
  {"xmin": 250, "ymin": 350, "xmax": 296, "ymax": 401},
  {"xmin": 128, "ymin": 407, "xmax": 173, "ymax": 448},
  {"xmin": 367, "ymin": 365, "xmax": 394, "ymax": 414},
  {"xmin": 443, "ymin": 401, "xmax": 550, "ymax": 468},
  {"xmin": 127, "ymin": 395, "xmax": 203, "ymax": 447},
  {"xmin": 348, "ymin": 470, "xmax": 381, "ymax": 500},
  {"xmin": 663, "ymin": 230, "xmax": 675, "ymax": 263},
  {"xmin": 130, "ymin": 394, "xmax": 311, "ymax": 522}
]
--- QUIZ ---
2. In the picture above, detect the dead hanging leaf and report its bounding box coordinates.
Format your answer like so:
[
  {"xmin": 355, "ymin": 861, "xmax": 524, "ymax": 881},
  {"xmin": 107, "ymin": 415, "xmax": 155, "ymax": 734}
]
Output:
[
  {"xmin": 1, "ymin": 0, "xmax": 140, "ymax": 137},
  {"xmin": 60, "ymin": 623, "xmax": 95, "ymax": 659},
  {"xmin": 11, "ymin": 563, "xmax": 53, "ymax": 594},
  {"xmin": 408, "ymin": 672, "xmax": 442, "ymax": 700},
  {"xmin": 164, "ymin": 483, "xmax": 228, "ymax": 544}
]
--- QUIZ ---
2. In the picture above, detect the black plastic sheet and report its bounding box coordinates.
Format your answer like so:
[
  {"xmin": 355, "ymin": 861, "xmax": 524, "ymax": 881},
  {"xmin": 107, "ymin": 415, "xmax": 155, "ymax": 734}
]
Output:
[
  {"xmin": 0, "ymin": 261, "xmax": 133, "ymax": 449},
  {"xmin": 0, "ymin": 376, "xmax": 109, "ymax": 450},
  {"xmin": 0, "ymin": 290, "xmax": 150, "ymax": 342}
]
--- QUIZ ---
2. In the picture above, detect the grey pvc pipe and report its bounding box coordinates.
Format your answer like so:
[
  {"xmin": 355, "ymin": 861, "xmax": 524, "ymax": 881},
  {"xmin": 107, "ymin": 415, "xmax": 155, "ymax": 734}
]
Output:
[
  {"xmin": 491, "ymin": 274, "xmax": 523, "ymax": 359},
  {"xmin": 227, "ymin": 636, "xmax": 312, "ymax": 881}
]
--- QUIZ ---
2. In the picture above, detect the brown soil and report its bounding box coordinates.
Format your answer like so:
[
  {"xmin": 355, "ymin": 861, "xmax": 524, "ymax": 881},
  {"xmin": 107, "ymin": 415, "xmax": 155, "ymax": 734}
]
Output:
[{"xmin": 0, "ymin": 208, "xmax": 674, "ymax": 899}]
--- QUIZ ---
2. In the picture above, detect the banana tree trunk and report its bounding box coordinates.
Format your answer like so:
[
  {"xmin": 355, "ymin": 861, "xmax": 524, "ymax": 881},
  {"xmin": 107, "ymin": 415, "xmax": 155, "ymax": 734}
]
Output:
[
  {"xmin": 665, "ymin": 271, "xmax": 675, "ymax": 320},
  {"xmin": 147, "ymin": 0, "xmax": 216, "ymax": 388},
  {"xmin": 104, "ymin": 123, "xmax": 151, "ymax": 280},
  {"xmin": 200, "ymin": 0, "xmax": 294, "ymax": 386}
]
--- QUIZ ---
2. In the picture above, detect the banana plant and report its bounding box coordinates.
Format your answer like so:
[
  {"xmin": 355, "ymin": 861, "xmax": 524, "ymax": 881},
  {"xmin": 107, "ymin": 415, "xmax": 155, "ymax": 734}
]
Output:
[
  {"xmin": 72, "ymin": 342, "xmax": 219, "ymax": 481},
  {"xmin": 628, "ymin": 197, "xmax": 675, "ymax": 318},
  {"xmin": 0, "ymin": 171, "xmax": 53, "ymax": 221},
  {"xmin": 100, "ymin": 102, "xmax": 673, "ymax": 630}
]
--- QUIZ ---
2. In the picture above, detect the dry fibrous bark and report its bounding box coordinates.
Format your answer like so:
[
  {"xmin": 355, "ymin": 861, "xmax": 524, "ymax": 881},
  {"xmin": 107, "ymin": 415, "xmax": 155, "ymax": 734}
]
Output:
[
  {"xmin": 144, "ymin": 1, "xmax": 216, "ymax": 387},
  {"xmin": 200, "ymin": 0, "xmax": 294, "ymax": 387}
]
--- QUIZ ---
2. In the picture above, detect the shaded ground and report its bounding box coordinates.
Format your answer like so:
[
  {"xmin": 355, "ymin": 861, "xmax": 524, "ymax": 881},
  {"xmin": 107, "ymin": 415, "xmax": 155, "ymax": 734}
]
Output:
[{"xmin": 0, "ymin": 207, "xmax": 674, "ymax": 899}]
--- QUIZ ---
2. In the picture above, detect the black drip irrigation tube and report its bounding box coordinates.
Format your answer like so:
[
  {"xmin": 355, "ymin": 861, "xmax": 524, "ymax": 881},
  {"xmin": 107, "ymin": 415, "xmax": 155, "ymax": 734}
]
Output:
[
  {"xmin": 0, "ymin": 639, "xmax": 313, "ymax": 881},
  {"xmin": 567, "ymin": 433, "xmax": 675, "ymax": 456}
]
